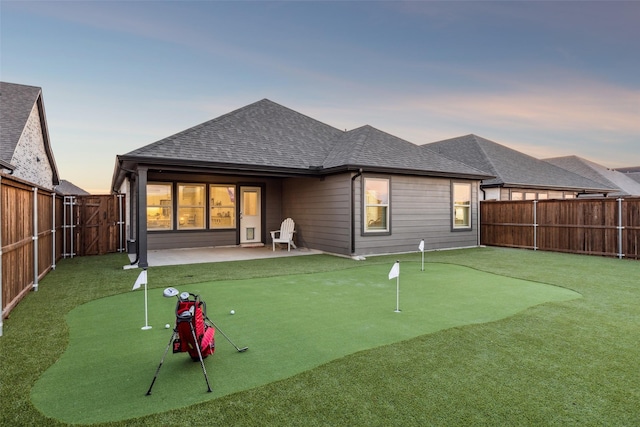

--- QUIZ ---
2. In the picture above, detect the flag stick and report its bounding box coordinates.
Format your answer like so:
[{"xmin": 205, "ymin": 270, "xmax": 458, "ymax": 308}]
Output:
[
  {"xmin": 142, "ymin": 280, "xmax": 152, "ymax": 330},
  {"xmin": 395, "ymin": 274, "xmax": 401, "ymax": 313},
  {"xmin": 133, "ymin": 269, "xmax": 152, "ymax": 330}
]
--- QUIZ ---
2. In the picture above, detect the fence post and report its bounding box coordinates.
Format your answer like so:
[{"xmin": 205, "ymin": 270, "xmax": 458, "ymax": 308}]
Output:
[
  {"xmin": 118, "ymin": 193, "xmax": 124, "ymax": 252},
  {"xmin": 533, "ymin": 200, "xmax": 538, "ymax": 251},
  {"xmin": 617, "ymin": 198, "xmax": 624, "ymax": 259},
  {"xmin": 0, "ymin": 176, "xmax": 3, "ymax": 336},
  {"xmin": 52, "ymin": 192, "xmax": 56, "ymax": 269},
  {"xmin": 33, "ymin": 187, "xmax": 39, "ymax": 291}
]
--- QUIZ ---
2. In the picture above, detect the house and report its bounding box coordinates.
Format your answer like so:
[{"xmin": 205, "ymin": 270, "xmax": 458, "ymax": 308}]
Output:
[
  {"xmin": 0, "ymin": 82, "xmax": 60, "ymax": 190},
  {"xmin": 545, "ymin": 156, "xmax": 640, "ymax": 197},
  {"xmin": 614, "ymin": 166, "xmax": 640, "ymax": 185},
  {"xmin": 55, "ymin": 179, "xmax": 90, "ymax": 196},
  {"xmin": 423, "ymin": 134, "xmax": 614, "ymax": 200},
  {"xmin": 111, "ymin": 99, "xmax": 492, "ymax": 267}
]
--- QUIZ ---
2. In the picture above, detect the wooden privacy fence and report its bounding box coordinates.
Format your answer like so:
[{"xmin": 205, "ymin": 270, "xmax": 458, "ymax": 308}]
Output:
[
  {"xmin": 481, "ymin": 198, "xmax": 640, "ymax": 260},
  {"xmin": 1, "ymin": 173, "xmax": 125, "ymax": 335}
]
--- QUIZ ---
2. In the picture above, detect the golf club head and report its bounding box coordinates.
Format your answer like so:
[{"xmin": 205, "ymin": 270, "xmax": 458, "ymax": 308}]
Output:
[
  {"xmin": 163, "ymin": 287, "xmax": 179, "ymax": 298},
  {"xmin": 238, "ymin": 347, "xmax": 249, "ymax": 353},
  {"xmin": 179, "ymin": 291, "xmax": 190, "ymax": 301}
]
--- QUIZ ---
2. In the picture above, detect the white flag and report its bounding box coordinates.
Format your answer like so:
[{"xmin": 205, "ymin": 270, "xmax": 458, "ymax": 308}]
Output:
[
  {"xmin": 132, "ymin": 270, "xmax": 147, "ymax": 290},
  {"xmin": 419, "ymin": 239, "xmax": 425, "ymax": 252},
  {"xmin": 388, "ymin": 262, "xmax": 400, "ymax": 280}
]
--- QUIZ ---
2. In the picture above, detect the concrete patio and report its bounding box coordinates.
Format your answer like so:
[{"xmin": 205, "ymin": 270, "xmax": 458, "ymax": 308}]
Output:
[{"xmin": 127, "ymin": 245, "xmax": 323, "ymax": 267}]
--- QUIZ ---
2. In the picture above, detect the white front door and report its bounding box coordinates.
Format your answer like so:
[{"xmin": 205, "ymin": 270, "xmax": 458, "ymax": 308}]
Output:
[{"xmin": 240, "ymin": 186, "xmax": 261, "ymax": 245}]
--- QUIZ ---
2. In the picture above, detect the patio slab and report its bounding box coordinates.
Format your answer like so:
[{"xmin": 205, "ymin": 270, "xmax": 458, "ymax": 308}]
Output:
[{"xmin": 127, "ymin": 245, "xmax": 323, "ymax": 267}]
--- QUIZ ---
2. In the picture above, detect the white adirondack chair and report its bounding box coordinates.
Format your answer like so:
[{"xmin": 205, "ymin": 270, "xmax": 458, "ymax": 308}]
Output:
[{"xmin": 270, "ymin": 218, "xmax": 296, "ymax": 251}]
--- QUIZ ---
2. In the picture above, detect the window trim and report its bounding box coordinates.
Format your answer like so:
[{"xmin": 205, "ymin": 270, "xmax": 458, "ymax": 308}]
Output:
[
  {"xmin": 209, "ymin": 184, "xmax": 236, "ymax": 229},
  {"xmin": 451, "ymin": 181, "xmax": 472, "ymax": 231},
  {"xmin": 147, "ymin": 182, "xmax": 173, "ymax": 231},
  {"xmin": 177, "ymin": 182, "xmax": 207, "ymax": 230},
  {"xmin": 362, "ymin": 176, "xmax": 391, "ymax": 235}
]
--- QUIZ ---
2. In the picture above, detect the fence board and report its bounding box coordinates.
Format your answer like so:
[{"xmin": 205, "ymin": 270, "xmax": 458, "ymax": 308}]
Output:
[
  {"xmin": 2, "ymin": 174, "xmax": 126, "ymax": 326},
  {"xmin": 482, "ymin": 197, "xmax": 640, "ymax": 260}
]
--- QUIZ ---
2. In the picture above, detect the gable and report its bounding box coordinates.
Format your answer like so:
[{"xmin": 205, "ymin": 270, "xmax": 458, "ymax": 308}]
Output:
[{"xmin": 0, "ymin": 81, "xmax": 60, "ymax": 188}]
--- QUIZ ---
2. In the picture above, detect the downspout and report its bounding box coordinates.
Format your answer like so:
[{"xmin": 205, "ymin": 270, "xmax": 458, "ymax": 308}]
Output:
[{"xmin": 351, "ymin": 169, "xmax": 363, "ymax": 255}]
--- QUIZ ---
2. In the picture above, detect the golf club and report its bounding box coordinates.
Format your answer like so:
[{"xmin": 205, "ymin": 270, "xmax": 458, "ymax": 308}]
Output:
[
  {"xmin": 205, "ymin": 316, "xmax": 248, "ymax": 352},
  {"xmin": 163, "ymin": 287, "xmax": 248, "ymax": 352}
]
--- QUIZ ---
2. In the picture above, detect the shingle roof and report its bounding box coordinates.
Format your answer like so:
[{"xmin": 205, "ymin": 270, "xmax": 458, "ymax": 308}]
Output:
[
  {"xmin": 324, "ymin": 125, "xmax": 490, "ymax": 177},
  {"xmin": 0, "ymin": 82, "xmax": 43, "ymax": 163},
  {"xmin": 55, "ymin": 179, "xmax": 91, "ymax": 196},
  {"xmin": 126, "ymin": 99, "xmax": 344, "ymax": 170},
  {"xmin": 121, "ymin": 99, "xmax": 492, "ymax": 179},
  {"xmin": 423, "ymin": 134, "xmax": 614, "ymax": 193},
  {"xmin": 0, "ymin": 81, "xmax": 59, "ymax": 185},
  {"xmin": 545, "ymin": 156, "xmax": 640, "ymax": 197}
]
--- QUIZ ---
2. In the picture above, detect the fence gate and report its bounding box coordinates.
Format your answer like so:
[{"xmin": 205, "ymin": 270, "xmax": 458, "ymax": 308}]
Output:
[{"xmin": 64, "ymin": 195, "xmax": 125, "ymax": 256}]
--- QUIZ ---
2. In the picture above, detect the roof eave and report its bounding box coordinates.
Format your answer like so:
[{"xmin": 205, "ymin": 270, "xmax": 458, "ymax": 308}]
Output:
[{"xmin": 488, "ymin": 182, "xmax": 616, "ymax": 193}]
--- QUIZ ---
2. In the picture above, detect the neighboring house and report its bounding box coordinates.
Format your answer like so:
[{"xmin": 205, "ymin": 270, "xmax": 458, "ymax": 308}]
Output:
[
  {"xmin": 0, "ymin": 82, "xmax": 60, "ymax": 190},
  {"xmin": 55, "ymin": 179, "xmax": 90, "ymax": 196},
  {"xmin": 545, "ymin": 156, "xmax": 640, "ymax": 197},
  {"xmin": 111, "ymin": 99, "xmax": 492, "ymax": 267},
  {"xmin": 423, "ymin": 134, "xmax": 614, "ymax": 200},
  {"xmin": 615, "ymin": 166, "xmax": 640, "ymax": 185}
]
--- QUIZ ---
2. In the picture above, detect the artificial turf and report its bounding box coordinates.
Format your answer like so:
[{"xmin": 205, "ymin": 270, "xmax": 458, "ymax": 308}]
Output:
[
  {"xmin": 30, "ymin": 261, "xmax": 577, "ymax": 424},
  {"xmin": 2, "ymin": 247, "xmax": 639, "ymax": 426}
]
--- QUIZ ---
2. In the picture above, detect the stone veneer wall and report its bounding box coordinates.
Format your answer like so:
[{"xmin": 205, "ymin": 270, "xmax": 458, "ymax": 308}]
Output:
[{"xmin": 10, "ymin": 103, "xmax": 54, "ymax": 190}]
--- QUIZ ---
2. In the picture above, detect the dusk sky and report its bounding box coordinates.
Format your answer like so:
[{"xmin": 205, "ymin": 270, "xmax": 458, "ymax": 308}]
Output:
[{"xmin": 2, "ymin": 1, "xmax": 638, "ymax": 193}]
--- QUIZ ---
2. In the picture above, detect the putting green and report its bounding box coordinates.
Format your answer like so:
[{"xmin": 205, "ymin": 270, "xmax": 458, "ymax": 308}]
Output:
[{"xmin": 31, "ymin": 262, "xmax": 579, "ymax": 424}]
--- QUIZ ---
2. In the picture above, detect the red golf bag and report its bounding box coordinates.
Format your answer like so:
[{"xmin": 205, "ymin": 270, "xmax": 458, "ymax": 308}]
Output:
[{"xmin": 172, "ymin": 294, "xmax": 216, "ymax": 361}]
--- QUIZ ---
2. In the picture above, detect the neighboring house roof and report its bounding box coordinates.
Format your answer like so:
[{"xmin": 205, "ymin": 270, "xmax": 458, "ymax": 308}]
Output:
[
  {"xmin": 423, "ymin": 134, "xmax": 613, "ymax": 193},
  {"xmin": 113, "ymin": 99, "xmax": 492, "ymax": 190},
  {"xmin": 0, "ymin": 81, "xmax": 60, "ymax": 185},
  {"xmin": 56, "ymin": 179, "xmax": 90, "ymax": 196},
  {"xmin": 615, "ymin": 166, "xmax": 640, "ymax": 184},
  {"xmin": 545, "ymin": 156, "xmax": 640, "ymax": 197}
]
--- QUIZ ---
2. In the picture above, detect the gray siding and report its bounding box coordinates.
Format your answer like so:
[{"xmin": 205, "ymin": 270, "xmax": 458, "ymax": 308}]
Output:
[
  {"xmin": 281, "ymin": 174, "xmax": 351, "ymax": 255},
  {"xmin": 354, "ymin": 174, "xmax": 480, "ymax": 256},
  {"xmin": 149, "ymin": 230, "xmax": 237, "ymax": 250}
]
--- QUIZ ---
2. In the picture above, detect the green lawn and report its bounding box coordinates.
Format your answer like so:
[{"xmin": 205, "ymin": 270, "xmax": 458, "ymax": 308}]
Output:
[{"xmin": 1, "ymin": 247, "xmax": 639, "ymax": 426}]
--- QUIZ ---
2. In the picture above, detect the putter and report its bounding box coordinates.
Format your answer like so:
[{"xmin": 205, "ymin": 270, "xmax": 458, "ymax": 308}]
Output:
[
  {"xmin": 205, "ymin": 316, "xmax": 248, "ymax": 352},
  {"xmin": 163, "ymin": 287, "xmax": 248, "ymax": 352}
]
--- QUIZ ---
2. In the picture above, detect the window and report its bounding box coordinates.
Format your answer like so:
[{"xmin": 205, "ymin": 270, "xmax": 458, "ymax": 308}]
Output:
[
  {"xmin": 177, "ymin": 183, "xmax": 205, "ymax": 230},
  {"xmin": 511, "ymin": 191, "xmax": 524, "ymax": 201},
  {"xmin": 147, "ymin": 183, "xmax": 172, "ymax": 230},
  {"xmin": 452, "ymin": 182, "xmax": 471, "ymax": 229},
  {"xmin": 210, "ymin": 185, "xmax": 236, "ymax": 229},
  {"xmin": 364, "ymin": 177, "xmax": 389, "ymax": 232}
]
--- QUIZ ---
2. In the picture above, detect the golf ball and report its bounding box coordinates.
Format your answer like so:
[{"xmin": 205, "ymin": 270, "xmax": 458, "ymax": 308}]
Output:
[
  {"xmin": 230, "ymin": 310, "xmax": 235, "ymax": 315},
  {"xmin": 165, "ymin": 324, "xmax": 171, "ymax": 329}
]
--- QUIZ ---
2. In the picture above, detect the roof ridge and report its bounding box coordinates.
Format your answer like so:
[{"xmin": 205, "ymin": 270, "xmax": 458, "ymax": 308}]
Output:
[{"xmin": 469, "ymin": 134, "xmax": 501, "ymax": 178}]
